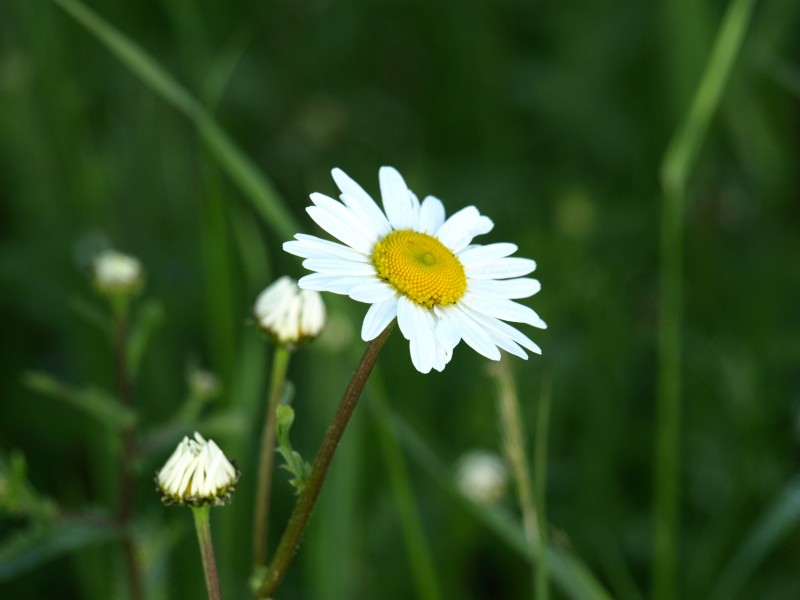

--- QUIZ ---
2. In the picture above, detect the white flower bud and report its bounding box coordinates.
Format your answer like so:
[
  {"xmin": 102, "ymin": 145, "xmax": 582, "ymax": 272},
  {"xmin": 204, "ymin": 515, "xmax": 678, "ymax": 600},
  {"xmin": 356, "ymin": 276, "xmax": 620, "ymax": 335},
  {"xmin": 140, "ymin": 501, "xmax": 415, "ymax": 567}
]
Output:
[
  {"xmin": 93, "ymin": 249, "xmax": 143, "ymax": 296},
  {"xmin": 156, "ymin": 432, "xmax": 239, "ymax": 506},
  {"xmin": 254, "ymin": 276, "xmax": 326, "ymax": 346},
  {"xmin": 456, "ymin": 451, "xmax": 509, "ymax": 505}
]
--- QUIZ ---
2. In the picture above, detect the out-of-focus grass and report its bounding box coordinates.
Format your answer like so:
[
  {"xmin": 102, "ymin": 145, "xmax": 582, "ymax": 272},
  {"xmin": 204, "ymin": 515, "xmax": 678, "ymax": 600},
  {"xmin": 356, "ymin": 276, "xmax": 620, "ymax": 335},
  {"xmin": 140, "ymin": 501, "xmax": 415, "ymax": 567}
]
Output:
[{"xmin": 1, "ymin": 0, "xmax": 799, "ymax": 598}]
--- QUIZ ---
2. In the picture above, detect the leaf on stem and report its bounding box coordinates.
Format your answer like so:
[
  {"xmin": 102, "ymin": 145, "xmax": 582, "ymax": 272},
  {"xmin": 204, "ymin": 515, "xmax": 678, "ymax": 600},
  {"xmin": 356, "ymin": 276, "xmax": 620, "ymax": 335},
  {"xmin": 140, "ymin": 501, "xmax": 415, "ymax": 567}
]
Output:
[
  {"xmin": 22, "ymin": 371, "xmax": 137, "ymax": 430},
  {"xmin": 275, "ymin": 405, "xmax": 311, "ymax": 493}
]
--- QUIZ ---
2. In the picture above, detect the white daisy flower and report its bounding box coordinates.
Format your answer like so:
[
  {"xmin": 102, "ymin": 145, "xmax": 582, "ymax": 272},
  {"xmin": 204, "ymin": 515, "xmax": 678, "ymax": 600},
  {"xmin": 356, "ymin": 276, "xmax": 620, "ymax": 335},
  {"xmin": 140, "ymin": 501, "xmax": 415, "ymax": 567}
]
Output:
[
  {"xmin": 284, "ymin": 167, "xmax": 546, "ymax": 374},
  {"xmin": 156, "ymin": 432, "xmax": 240, "ymax": 506},
  {"xmin": 253, "ymin": 276, "xmax": 327, "ymax": 346}
]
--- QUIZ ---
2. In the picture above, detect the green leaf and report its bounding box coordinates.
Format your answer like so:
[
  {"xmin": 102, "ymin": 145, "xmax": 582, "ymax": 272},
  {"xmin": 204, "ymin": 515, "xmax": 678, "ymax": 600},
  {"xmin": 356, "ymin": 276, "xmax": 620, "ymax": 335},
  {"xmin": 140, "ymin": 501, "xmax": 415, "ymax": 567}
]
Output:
[
  {"xmin": 0, "ymin": 451, "xmax": 57, "ymax": 521},
  {"xmin": 275, "ymin": 405, "xmax": 311, "ymax": 493},
  {"xmin": 22, "ymin": 371, "xmax": 136, "ymax": 430},
  {"xmin": 709, "ymin": 477, "xmax": 800, "ymax": 600},
  {"xmin": 0, "ymin": 518, "xmax": 121, "ymax": 581}
]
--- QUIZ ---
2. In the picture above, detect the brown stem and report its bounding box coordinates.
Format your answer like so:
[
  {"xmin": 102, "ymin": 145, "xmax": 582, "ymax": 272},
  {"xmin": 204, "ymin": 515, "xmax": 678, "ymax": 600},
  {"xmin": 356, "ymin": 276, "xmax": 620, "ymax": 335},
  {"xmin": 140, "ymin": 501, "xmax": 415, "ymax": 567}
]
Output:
[
  {"xmin": 257, "ymin": 323, "xmax": 394, "ymax": 598},
  {"xmin": 114, "ymin": 305, "xmax": 143, "ymax": 600}
]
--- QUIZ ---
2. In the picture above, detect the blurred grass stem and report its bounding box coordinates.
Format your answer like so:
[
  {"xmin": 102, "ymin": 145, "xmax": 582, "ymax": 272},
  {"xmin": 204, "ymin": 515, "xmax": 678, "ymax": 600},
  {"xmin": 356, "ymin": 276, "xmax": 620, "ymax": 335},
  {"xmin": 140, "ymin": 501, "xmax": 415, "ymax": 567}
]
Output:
[
  {"xmin": 112, "ymin": 299, "xmax": 143, "ymax": 600},
  {"xmin": 653, "ymin": 0, "xmax": 756, "ymax": 598},
  {"xmin": 258, "ymin": 323, "xmax": 394, "ymax": 598},
  {"xmin": 253, "ymin": 346, "xmax": 291, "ymax": 568},
  {"xmin": 492, "ymin": 360, "xmax": 541, "ymax": 599},
  {"xmin": 367, "ymin": 369, "xmax": 443, "ymax": 600},
  {"xmin": 192, "ymin": 505, "xmax": 223, "ymax": 600}
]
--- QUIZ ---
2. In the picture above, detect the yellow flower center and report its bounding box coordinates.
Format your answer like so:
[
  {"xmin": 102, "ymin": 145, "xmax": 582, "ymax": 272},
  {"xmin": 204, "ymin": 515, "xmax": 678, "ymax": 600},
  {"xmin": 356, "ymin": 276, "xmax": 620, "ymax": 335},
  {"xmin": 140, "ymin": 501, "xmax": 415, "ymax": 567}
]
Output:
[{"xmin": 371, "ymin": 230, "xmax": 467, "ymax": 308}]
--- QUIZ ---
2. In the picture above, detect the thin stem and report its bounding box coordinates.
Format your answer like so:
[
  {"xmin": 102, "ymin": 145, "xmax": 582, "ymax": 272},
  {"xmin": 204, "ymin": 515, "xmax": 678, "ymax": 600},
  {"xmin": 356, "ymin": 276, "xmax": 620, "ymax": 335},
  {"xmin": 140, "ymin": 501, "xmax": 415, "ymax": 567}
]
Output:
[
  {"xmin": 257, "ymin": 323, "xmax": 394, "ymax": 598},
  {"xmin": 533, "ymin": 376, "xmax": 552, "ymax": 600},
  {"xmin": 653, "ymin": 1, "xmax": 755, "ymax": 598},
  {"xmin": 253, "ymin": 346, "xmax": 292, "ymax": 568},
  {"xmin": 113, "ymin": 300, "xmax": 143, "ymax": 600},
  {"xmin": 492, "ymin": 360, "xmax": 539, "ymax": 595},
  {"xmin": 192, "ymin": 505, "xmax": 223, "ymax": 600}
]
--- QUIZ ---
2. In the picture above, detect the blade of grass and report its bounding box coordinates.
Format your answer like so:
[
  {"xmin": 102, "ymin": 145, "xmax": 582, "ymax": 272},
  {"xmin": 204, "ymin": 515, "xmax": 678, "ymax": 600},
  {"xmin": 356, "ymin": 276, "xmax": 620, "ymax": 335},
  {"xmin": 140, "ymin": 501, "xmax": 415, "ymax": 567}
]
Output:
[
  {"xmin": 366, "ymin": 368, "xmax": 442, "ymax": 600},
  {"xmin": 708, "ymin": 477, "xmax": 800, "ymax": 600},
  {"xmin": 653, "ymin": 0, "xmax": 756, "ymax": 598},
  {"xmin": 49, "ymin": 0, "xmax": 298, "ymax": 240}
]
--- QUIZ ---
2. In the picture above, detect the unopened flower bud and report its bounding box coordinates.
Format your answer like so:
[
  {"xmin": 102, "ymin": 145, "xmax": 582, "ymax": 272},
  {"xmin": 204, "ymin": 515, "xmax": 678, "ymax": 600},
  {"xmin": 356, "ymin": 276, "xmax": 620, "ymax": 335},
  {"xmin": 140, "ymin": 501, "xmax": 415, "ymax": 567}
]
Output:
[
  {"xmin": 456, "ymin": 451, "xmax": 509, "ymax": 505},
  {"xmin": 253, "ymin": 276, "xmax": 326, "ymax": 346},
  {"xmin": 156, "ymin": 432, "xmax": 239, "ymax": 507},
  {"xmin": 93, "ymin": 249, "xmax": 143, "ymax": 296}
]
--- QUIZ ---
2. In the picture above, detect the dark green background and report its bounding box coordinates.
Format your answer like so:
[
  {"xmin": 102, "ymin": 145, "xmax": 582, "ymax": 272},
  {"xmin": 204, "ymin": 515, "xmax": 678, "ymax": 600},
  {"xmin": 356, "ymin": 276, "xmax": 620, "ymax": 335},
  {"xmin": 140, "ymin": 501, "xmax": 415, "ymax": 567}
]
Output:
[{"xmin": 1, "ymin": 0, "xmax": 799, "ymax": 598}]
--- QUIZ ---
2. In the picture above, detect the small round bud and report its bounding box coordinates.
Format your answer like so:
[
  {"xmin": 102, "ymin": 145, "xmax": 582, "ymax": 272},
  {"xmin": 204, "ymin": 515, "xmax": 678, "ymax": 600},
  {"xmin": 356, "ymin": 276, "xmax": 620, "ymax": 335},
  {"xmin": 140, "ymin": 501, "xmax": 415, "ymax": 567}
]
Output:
[
  {"xmin": 253, "ymin": 276, "xmax": 326, "ymax": 347},
  {"xmin": 93, "ymin": 249, "xmax": 143, "ymax": 296},
  {"xmin": 156, "ymin": 432, "xmax": 240, "ymax": 507},
  {"xmin": 456, "ymin": 451, "xmax": 509, "ymax": 505}
]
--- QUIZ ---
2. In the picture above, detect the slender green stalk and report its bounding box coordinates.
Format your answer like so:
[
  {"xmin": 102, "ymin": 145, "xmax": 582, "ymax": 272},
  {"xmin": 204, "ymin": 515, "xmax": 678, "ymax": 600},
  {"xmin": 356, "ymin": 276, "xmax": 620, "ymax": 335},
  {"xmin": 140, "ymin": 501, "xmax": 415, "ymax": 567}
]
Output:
[
  {"xmin": 257, "ymin": 324, "xmax": 394, "ymax": 598},
  {"xmin": 492, "ymin": 360, "xmax": 539, "ymax": 599},
  {"xmin": 653, "ymin": 1, "xmax": 756, "ymax": 599},
  {"xmin": 534, "ymin": 376, "xmax": 552, "ymax": 600},
  {"xmin": 253, "ymin": 346, "xmax": 292, "ymax": 568},
  {"xmin": 112, "ymin": 300, "xmax": 143, "ymax": 600},
  {"xmin": 49, "ymin": 0, "xmax": 298, "ymax": 240},
  {"xmin": 367, "ymin": 369, "xmax": 442, "ymax": 600},
  {"xmin": 192, "ymin": 505, "xmax": 223, "ymax": 600}
]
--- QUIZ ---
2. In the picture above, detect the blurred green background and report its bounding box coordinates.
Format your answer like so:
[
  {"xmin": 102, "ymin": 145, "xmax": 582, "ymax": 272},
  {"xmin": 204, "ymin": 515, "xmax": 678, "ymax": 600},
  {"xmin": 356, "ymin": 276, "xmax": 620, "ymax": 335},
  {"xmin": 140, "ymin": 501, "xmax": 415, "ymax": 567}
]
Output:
[{"xmin": 1, "ymin": 0, "xmax": 799, "ymax": 598}]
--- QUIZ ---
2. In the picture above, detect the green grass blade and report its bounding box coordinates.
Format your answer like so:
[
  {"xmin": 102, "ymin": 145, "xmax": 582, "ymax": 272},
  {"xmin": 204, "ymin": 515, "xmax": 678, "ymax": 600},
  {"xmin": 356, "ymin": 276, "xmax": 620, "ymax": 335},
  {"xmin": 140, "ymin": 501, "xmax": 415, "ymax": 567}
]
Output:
[
  {"xmin": 709, "ymin": 477, "xmax": 800, "ymax": 600},
  {"xmin": 653, "ymin": 0, "xmax": 756, "ymax": 598},
  {"xmin": 49, "ymin": 0, "xmax": 298, "ymax": 240}
]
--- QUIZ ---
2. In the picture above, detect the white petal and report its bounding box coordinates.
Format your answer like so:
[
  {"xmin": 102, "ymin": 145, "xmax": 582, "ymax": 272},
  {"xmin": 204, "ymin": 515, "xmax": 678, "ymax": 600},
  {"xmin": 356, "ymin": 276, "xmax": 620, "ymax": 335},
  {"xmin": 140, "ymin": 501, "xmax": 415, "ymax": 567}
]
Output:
[
  {"xmin": 449, "ymin": 307, "xmax": 501, "ymax": 361},
  {"xmin": 309, "ymin": 193, "xmax": 380, "ymax": 244},
  {"xmin": 302, "ymin": 258, "xmax": 376, "ymax": 276},
  {"xmin": 436, "ymin": 206, "xmax": 494, "ymax": 253},
  {"xmin": 418, "ymin": 196, "xmax": 446, "ymax": 234},
  {"xmin": 463, "ymin": 307, "xmax": 542, "ymax": 355},
  {"xmin": 463, "ymin": 293, "xmax": 547, "ymax": 329},
  {"xmin": 331, "ymin": 168, "xmax": 392, "ymax": 236},
  {"xmin": 467, "ymin": 278, "xmax": 541, "ymax": 299},
  {"xmin": 379, "ymin": 166, "xmax": 416, "ymax": 230},
  {"xmin": 361, "ymin": 298, "xmax": 398, "ymax": 341},
  {"xmin": 348, "ymin": 280, "xmax": 397, "ymax": 303},
  {"xmin": 284, "ymin": 234, "xmax": 369, "ymax": 263},
  {"xmin": 397, "ymin": 298, "xmax": 436, "ymax": 373},
  {"xmin": 465, "ymin": 257, "xmax": 537, "ymax": 280},
  {"xmin": 458, "ymin": 243, "xmax": 518, "ymax": 266},
  {"xmin": 433, "ymin": 306, "xmax": 462, "ymax": 350},
  {"xmin": 307, "ymin": 206, "xmax": 374, "ymax": 254},
  {"xmin": 298, "ymin": 273, "xmax": 364, "ymax": 295}
]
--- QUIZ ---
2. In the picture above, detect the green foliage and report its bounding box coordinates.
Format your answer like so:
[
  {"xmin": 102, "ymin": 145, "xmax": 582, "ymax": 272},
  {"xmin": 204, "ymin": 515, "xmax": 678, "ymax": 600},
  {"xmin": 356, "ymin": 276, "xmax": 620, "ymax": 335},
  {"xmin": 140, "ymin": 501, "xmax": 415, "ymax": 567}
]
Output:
[
  {"xmin": 274, "ymin": 404, "xmax": 312, "ymax": 493},
  {"xmin": 1, "ymin": 0, "xmax": 799, "ymax": 597},
  {"xmin": 0, "ymin": 518, "xmax": 120, "ymax": 582},
  {"xmin": 22, "ymin": 371, "xmax": 137, "ymax": 430},
  {"xmin": 0, "ymin": 451, "xmax": 57, "ymax": 522}
]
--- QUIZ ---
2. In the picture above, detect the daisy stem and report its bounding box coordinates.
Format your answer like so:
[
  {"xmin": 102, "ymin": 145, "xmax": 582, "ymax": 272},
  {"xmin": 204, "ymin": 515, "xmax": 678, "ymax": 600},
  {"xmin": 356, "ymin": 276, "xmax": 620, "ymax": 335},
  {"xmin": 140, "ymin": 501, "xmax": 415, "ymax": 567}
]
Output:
[
  {"xmin": 257, "ymin": 322, "xmax": 394, "ymax": 598},
  {"xmin": 112, "ymin": 297, "xmax": 143, "ymax": 600},
  {"xmin": 653, "ymin": 1, "xmax": 755, "ymax": 598},
  {"xmin": 253, "ymin": 345, "xmax": 292, "ymax": 568},
  {"xmin": 192, "ymin": 505, "xmax": 223, "ymax": 600}
]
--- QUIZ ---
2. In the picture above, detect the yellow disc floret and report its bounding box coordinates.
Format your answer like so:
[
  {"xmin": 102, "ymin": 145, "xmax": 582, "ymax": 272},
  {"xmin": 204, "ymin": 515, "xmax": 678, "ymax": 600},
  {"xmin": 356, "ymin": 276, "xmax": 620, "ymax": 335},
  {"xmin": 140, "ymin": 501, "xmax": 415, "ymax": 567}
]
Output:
[{"xmin": 371, "ymin": 230, "xmax": 467, "ymax": 308}]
